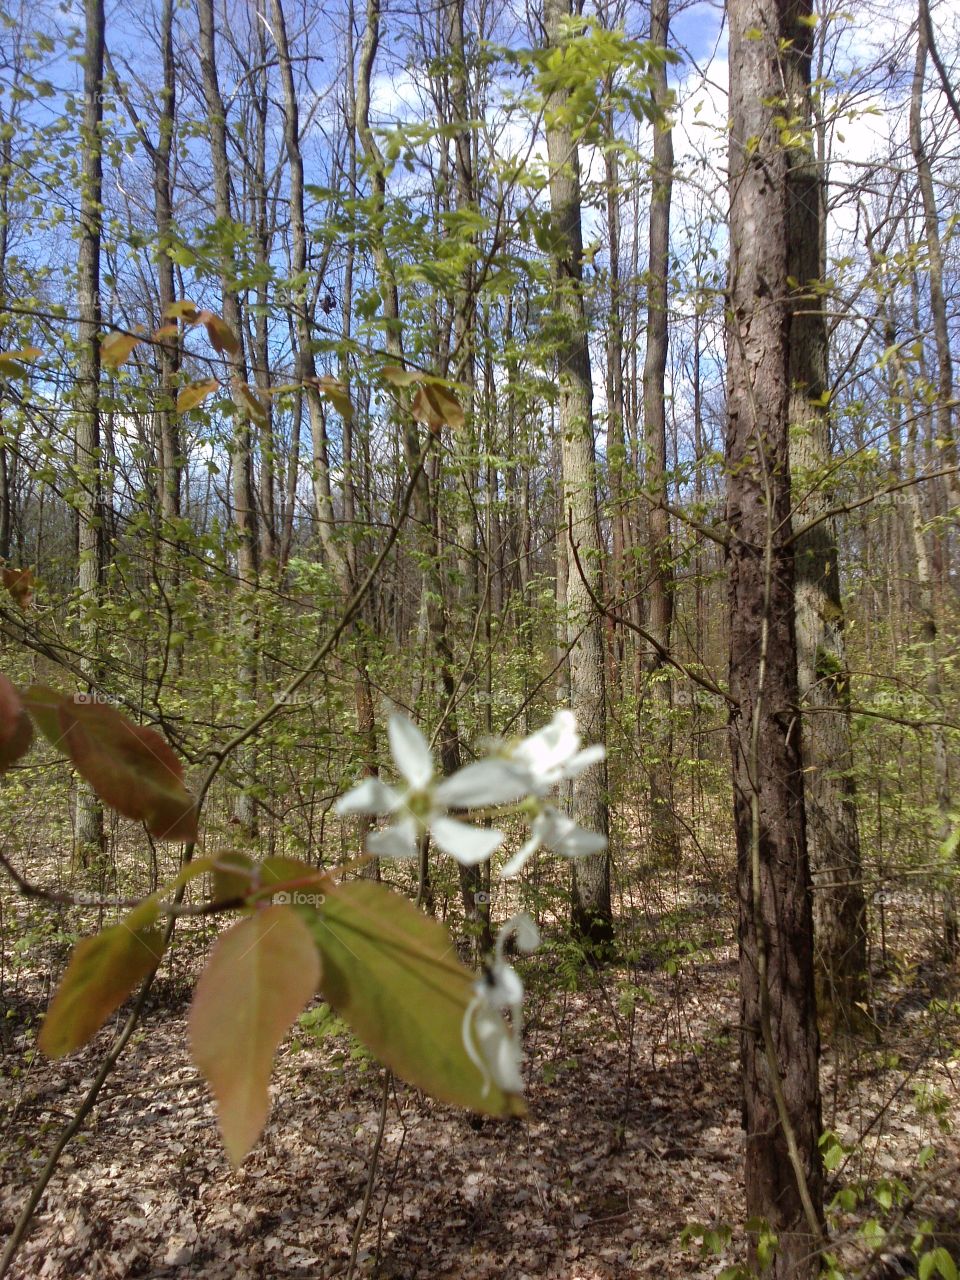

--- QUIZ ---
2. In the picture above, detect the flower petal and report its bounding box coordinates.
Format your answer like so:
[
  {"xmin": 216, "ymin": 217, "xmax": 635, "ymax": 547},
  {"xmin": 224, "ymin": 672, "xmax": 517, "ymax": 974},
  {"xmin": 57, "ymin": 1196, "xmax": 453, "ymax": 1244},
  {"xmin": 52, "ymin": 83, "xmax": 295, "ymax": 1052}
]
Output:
[
  {"xmin": 388, "ymin": 713, "xmax": 434, "ymax": 790},
  {"xmin": 435, "ymin": 759, "xmax": 530, "ymax": 808},
  {"xmin": 430, "ymin": 815, "xmax": 503, "ymax": 865},
  {"xmin": 334, "ymin": 777, "xmax": 401, "ymax": 817},
  {"xmin": 366, "ymin": 816, "xmax": 418, "ymax": 859},
  {"xmin": 565, "ymin": 744, "xmax": 606, "ymax": 778},
  {"xmin": 472, "ymin": 1004, "xmax": 524, "ymax": 1094},
  {"xmin": 499, "ymin": 829, "xmax": 542, "ymax": 880},
  {"xmin": 542, "ymin": 809, "xmax": 607, "ymax": 857}
]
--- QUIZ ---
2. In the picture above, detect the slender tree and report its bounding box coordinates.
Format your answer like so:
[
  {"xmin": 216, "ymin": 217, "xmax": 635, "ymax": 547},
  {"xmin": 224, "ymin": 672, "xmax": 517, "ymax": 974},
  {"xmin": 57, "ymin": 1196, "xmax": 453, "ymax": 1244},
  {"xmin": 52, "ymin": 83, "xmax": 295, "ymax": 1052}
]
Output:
[
  {"xmin": 543, "ymin": 0, "xmax": 612, "ymax": 948},
  {"xmin": 788, "ymin": 7, "xmax": 867, "ymax": 1021},
  {"xmin": 641, "ymin": 0, "xmax": 679, "ymax": 866},
  {"xmin": 726, "ymin": 0, "xmax": 825, "ymax": 1270},
  {"xmin": 73, "ymin": 0, "xmax": 107, "ymax": 866}
]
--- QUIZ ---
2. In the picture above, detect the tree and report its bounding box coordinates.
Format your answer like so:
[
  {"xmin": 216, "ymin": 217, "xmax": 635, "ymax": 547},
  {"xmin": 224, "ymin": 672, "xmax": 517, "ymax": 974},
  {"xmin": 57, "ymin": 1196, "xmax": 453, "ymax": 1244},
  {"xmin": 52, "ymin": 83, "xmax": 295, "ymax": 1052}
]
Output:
[
  {"xmin": 641, "ymin": 0, "xmax": 679, "ymax": 866},
  {"xmin": 726, "ymin": 0, "xmax": 825, "ymax": 1270},
  {"xmin": 543, "ymin": 0, "xmax": 612, "ymax": 948},
  {"xmin": 73, "ymin": 0, "xmax": 107, "ymax": 867},
  {"xmin": 788, "ymin": 5, "xmax": 867, "ymax": 1021}
]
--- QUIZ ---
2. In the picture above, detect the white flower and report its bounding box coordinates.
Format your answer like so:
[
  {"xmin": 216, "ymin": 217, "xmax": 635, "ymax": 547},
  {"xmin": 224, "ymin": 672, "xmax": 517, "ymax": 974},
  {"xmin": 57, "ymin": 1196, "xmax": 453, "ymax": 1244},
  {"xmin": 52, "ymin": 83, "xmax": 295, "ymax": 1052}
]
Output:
[
  {"xmin": 507, "ymin": 710, "xmax": 606, "ymax": 796},
  {"xmin": 462, "ymin": 914, "xmax": 540, "ymax": 1096},
  {"xmin": 335, "ymin": 713, "xmax": 520, "ymax": 865},
  {"xmin": 499, "ymin": 805, "xmax": 607, "ymax": 880}
]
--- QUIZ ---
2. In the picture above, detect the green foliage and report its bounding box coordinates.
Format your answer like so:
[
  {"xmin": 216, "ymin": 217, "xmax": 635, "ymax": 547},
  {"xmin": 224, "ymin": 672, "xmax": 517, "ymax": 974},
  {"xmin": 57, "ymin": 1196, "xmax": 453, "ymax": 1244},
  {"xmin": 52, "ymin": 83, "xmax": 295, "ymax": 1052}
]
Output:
[
  {"xmin": 308, "ymin": 880, "xmax": 525, "ymax": 1118},
  {"xmin": 38, "ymin": 899, "xmax": 166, "ymax": 1058}
]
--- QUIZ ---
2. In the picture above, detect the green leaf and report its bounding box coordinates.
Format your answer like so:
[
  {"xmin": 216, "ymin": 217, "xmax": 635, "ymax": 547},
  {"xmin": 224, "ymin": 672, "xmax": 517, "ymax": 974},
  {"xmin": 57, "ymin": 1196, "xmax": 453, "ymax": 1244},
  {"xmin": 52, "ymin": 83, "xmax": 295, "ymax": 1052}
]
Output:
[
  {"xmin": 189, "ymin": 906, "xmax": 321, "ymax": 1165},
  {"xmin": 0, "ymin": 675, "xmax": 33, "ymax": 772},
  {"xmin": 22, "ymin": 686, "xmax": 198, "ymax": 841},
  {"xmin": 0, "ymin": 345, "xmax": 42, "ymax": 370},
  {"xmin": 309, "ymin": 880, "xmax": 525, "ymax": 1117},
  {"xmin": 380, "ymin": 364, "xmax": 422, "ymax": 387},
  {"xmin": 38, "ymin": 900, "xmax": 166, "ymax": 1057}
]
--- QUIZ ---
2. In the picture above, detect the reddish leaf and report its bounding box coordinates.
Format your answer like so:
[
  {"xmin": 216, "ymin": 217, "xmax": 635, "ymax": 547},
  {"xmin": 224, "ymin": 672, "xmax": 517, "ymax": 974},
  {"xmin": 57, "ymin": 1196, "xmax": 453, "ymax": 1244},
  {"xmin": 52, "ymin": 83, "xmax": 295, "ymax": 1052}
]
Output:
[
  {"xmin": 189, "ymin": 906, "xmax": 321, "ymax": 1165},
  {"xmin": 0, "ymin": 675, "xmax": 32, "ymax": 772},
  {"xmin": 38, "ymin": 900, "xmax": 166, "ymax": 1058},
  {"xmin": 2, "ymin": 567, "xmax": 33, "ymax": 608},
  {"xmin": 196, "ymin": 310, "xmax": 241, "ymax": 356},
  {"xmin": 152, "ymin": 322, "xmax": 180, "ymax": 341},
  {"xmin": 22, "ymin": 686, "xmax": 198, "ymax": 841}
]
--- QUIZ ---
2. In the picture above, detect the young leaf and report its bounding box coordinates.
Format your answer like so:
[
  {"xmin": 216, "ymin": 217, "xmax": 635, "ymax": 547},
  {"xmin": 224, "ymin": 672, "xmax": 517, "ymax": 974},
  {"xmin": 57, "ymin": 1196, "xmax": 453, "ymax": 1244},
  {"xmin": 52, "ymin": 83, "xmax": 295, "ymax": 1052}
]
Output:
[
  {"xmin": 0, "ymin": 346, "xmax": 42, "ymax": 374},
  {"xmin": 310, "ymin": 881, "xmax": 525, "ymax": 1117},
  {"xmin": 0, "ymin": 675, "xmax": 33, "ymax": 772},
  {"xmin": 189, "ymin": 906, "xmax": 321, "ymax": 1165},
  {"xmin": 176, "ymin": 378, "xmax": 219, "ymax": 413},
  {"xmin": 164, "ymin": 299, "xmax": 199, "ymax": 322},
  {"xmin": 412, "ymin": 383, "xmax": 465, "ymax": 431},
  {"xmin": 195, "ymin": 310, "xmax": 241, "ymax": 356},
  {"xmin": 2, "ymin": 566, "xmax": 33, "ymax": 608},
  {"xmin": 231, "ymin": 377, "xmax": 268, "ymax": 425},
  {"xmin": 101, "ymin": 331, "xmax": 142, "ymax": 369},
  {"xmin": 38, "ymin": 900, "xmax": 166, "ymax": 1057},
  {"xmin": 380, "ymin": 364, "xmax": 422, "ymax": 387},
  {"xmin": 314, "ymin": 374, "xmax": 353, "ymax": 421},
  {"xmin": 22, "ymin": 687, "xmax": 198, "ymax": 841}
]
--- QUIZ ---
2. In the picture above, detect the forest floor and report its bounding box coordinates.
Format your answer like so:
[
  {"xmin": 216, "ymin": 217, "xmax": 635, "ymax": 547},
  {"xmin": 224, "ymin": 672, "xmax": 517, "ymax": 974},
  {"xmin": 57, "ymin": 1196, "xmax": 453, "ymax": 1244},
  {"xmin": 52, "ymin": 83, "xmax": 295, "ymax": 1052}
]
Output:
[{"xmin": 2, "ymin": 871, "xmax": 960, "ymax": 1279}]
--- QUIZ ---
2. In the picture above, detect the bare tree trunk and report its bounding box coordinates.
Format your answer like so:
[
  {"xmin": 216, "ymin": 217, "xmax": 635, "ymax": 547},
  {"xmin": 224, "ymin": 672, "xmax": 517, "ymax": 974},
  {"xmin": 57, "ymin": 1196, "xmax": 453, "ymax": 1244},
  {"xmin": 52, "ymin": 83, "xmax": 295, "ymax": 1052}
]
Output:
[
  {"xmin": 910, "ymin": 9, "xmax": 960, "ymax": 517},
  {"xmin": 197, "ymin": 0, "xmax": 260, "ymax": 831},
  {"xmin": 544, "ymin": 0, "xmax": 611, "ymax": 950},
  {"xmin": 155, "ymin": 0, "xmax": 180, "ymax": 546},
  {"xmin": 74, "ymin": 0, "xmax": 107, "ymax": 867},
  {"xmin": 355, "ymin": 0, "xmax": 476, "ymax": 916},
  {"xmin": 727, "ymin": 0, "xmax": 824, "ymax": 1270},
  {"xmin": 642, "ymin": 0, "xmax": 679, "ymax": 867},
  {"xmin": 788, "ymin": 10, "xmax": 866, "ymax": 1023}
]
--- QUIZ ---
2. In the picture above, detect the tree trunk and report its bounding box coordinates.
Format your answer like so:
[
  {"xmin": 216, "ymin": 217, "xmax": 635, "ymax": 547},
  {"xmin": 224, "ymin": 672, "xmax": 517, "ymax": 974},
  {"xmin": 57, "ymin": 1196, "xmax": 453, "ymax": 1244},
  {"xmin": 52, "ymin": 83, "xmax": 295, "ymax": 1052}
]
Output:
[
  {"xmin": 787, "ymin": 7, "xmax": 866, "ymax": 1023},
  {"xmin": 727, "ymin": 0, "xmax": 825, "ymax": 1270},
  {"xmin": 544, "ymin": 0, "xmax": 612, "ymax": 950},
  {"xmin": 197, "ymin": 0, "xmax": 260, "ymax": 832},
  {"xmin": 74, "ymin": 0, "xmax": 107, "ymax": 868},
  {"xmin": 641, "ymin": 0, "xmax": 679, "ymax": 867}
]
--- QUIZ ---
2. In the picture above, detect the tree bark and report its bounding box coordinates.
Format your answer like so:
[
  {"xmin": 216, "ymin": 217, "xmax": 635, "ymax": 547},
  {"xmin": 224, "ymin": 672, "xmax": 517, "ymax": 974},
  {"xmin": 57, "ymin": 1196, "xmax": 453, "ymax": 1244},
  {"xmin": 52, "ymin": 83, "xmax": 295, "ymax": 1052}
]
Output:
[
  {"xmin": 74, "ymin": 0, "xmax": 107, "ymax": 867},
  {"xmin": 787, "ymin": 6, "xmax": 866, "ymax": 1023},
  {"xmin": 641, "ymin": 0, "xmax": 679, "ymax": 867},
  {"xmin": 727, "ymin": 0, "xmax": 825, "ymax": 1270},
  {"xmin": 544, "ymin": 0, "xmax": 612, "ymax": 949},
  {"xmin": 197, "ymin": 0, "xmax": 260, "ymax": 831}
]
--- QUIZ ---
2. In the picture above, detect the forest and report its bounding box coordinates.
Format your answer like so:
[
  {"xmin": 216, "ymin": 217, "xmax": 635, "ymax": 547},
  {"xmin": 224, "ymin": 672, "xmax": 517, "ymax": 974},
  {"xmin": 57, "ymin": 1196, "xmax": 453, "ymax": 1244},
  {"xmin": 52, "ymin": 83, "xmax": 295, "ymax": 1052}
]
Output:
[{"xmin": 0, "ymin": 0, "xmax": 958, "ymax": 1274}]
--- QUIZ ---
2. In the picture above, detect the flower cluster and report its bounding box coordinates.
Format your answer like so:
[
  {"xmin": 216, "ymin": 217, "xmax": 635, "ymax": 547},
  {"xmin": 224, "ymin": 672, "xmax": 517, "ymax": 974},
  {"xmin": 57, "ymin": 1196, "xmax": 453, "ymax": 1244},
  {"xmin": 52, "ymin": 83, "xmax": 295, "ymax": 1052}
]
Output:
[
  {"xmin": 334, "ymin": 708, "xmax": 606, "ymax": 880},
  {"xmin": 334, "ymin": 709, "xmax": 606, "ymax": 1099},
  {"xmin": 462, "ymin": 913, "xmax": 540, "ymax": 1096}
]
